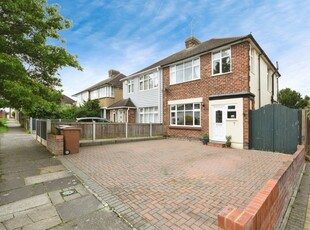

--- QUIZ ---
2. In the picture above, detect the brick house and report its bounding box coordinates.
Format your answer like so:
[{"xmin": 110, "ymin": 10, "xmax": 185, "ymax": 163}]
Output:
[
  {"xmin": 72, "ymin": 69, "xmax": 126, "ymax": 119},
  {"xmin": 129, "ymin": 34, "xmax": 280, "ymax": 149}
]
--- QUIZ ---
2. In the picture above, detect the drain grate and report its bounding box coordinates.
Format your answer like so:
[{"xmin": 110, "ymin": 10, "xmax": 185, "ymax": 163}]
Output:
[{"xmin": 60, "ymin": 189, "xmax": 77, "ymax": 197}]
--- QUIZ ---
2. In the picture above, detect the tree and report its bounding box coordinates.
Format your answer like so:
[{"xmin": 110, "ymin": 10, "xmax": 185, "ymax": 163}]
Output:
[
  {"xmin": 60, "ymin": 100, "xmax": 101, "ymax": 119},
  {"xmin": 0, "ymin": 0, "xmax": 82, "ymax": 117},
  {"xmin": 278, "ymin": 88, "xmax": 309, "ymax": 109}
]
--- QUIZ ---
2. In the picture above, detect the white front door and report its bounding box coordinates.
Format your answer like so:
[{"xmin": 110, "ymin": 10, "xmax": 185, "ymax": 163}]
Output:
[
  {"xmin": 212, "ymin": 105, "xmax": 226, "ymax": 141},
  {"xmin": 118, "ymin": 110, "xmax": 124, "ymax": 123}
]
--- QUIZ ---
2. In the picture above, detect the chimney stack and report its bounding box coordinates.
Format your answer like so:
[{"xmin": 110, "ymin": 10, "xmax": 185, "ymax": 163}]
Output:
[
  {"xmin": 108, "ymin": 69, "xmax": 120, "ymax": 78},
  {"xmin": 185, "ymin": 36, "xmax": 201, "ymax": 49}
]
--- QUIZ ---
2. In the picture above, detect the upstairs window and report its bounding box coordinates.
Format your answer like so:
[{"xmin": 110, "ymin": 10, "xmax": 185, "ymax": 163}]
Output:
[
  {"xmin": 128, "ymin": 79, "xmax": 134, "ymax": 94},
  {"xmin": 98, "ymin": 86, "xmax": 114, "ymax": 98},
  {"xmin": 139, "ymin": 72, "xmax": 158, "ymax": 91},
  {"xmin": 90, "ymin": 90, "xmax": 99, "ymax": 99},
  {"xmin": 212, "ymin": 48, "xmax": 231, "ymax": 75},
  {"xmin": 170, "ymin": 58, "xmax": 200, "ymax": 85}
]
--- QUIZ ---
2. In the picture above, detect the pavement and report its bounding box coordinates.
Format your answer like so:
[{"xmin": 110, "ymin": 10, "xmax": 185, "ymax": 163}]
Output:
[
  {"xmin": 285, "ymin": 162, "xmax": 310, "ymax": 230},
  {"xmin": 0, "ymin": 119, "xmax": 130, "ymax": 230}
]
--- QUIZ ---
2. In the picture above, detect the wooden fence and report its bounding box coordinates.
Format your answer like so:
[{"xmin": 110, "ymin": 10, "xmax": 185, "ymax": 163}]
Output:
[
  {"xmin": 51, "ymin": 122, "xmax": 164, "ymax": 140},
  {"xmin": 250, "ymin": 104, "xmax": 300, "ymax": 154}
]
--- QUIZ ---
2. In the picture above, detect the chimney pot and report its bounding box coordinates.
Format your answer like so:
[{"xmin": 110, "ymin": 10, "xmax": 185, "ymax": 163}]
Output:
[{"xmin": 108, "ymin": 69, "xmax": 120, "ymax": 78}]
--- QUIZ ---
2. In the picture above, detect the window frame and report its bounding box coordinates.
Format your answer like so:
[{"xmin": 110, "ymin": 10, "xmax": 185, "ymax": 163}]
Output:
[
  {"xmin": 227, "ymin": 105, "xmax": 237, "ymax": 120},
  {"xmin": 139, "ymin": 106, "xmax": 159, "ymax": 123},
  {"xmin": 170, "ymin": 58, "xmax": 200, "ymax": 85},
  {"xmin": 170, "ymin": 103, "xmax": 201, "ymax": 127},
  {"xmin": 139, "ymin": 72, "xmax": 158, "ymax": 91},
  {"xmin": 212, "ymin": 47, "xmax": 232, "ymax": 76},
  {"xmin": 128, "ymin": 79, "xmax": 134, "ymax": 94}
]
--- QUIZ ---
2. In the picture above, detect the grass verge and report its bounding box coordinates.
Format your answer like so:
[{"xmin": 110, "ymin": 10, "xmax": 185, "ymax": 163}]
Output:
[{"xmin": 0, "ymin": 118, "xmax": 8, "ymax": 133}]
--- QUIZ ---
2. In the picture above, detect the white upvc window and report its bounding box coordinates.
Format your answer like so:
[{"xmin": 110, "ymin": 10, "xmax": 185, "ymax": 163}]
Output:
[
  {"xmin": 139, "ymin": 72, "xmax": 158, "ymax": 91},
  {"xmin": 90, "ymin": 90, "xmax": 99, "ymax": 99},
  {"xmin": 128, "ymin": 79, "xmax": 134, "ymax": 94},
  {"xmin": 212, "ymin": 48, "xmax": 231, "ymax": 75},
  {"xmin": 227, "ymin": 105, "xmax": 237, "ymax": 119},
  {"xmin": 170, "ymin": 58, "xmax": 200, "ymax": 85},
  {"xmin": 98, "ymin": 86, "xmax": 114, "ymax": 98},
  {"xmin": 170, "ymin": 103, "xmax": 201, "ymax": 127},
  {"xmin": 139, "ymin": 107, "xmax": 159, "ymax": 123}
]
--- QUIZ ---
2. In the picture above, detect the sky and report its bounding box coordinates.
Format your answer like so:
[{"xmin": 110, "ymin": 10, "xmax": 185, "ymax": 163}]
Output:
[{"xmin": 48, "ymin": 0, "xmax": 310, "ymax": 98}]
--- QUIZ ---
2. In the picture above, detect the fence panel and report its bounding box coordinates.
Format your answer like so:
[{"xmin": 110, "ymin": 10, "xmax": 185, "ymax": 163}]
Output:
[
  {"xmin": 51, "ymin": 122, "xmax": 164, "ymax": 140},
  {"xmin": 250, "ymin": 104, "xmax": 300, "ymax": 154}
]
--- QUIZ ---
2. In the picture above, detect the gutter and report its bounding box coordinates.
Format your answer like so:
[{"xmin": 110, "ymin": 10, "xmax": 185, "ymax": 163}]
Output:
[{"xmin": 121, "ymin": 66, "xmax": 161, "ymax": 81}]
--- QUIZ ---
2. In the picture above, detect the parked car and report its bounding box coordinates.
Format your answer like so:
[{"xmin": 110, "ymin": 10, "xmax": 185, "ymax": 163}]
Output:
[{"xmin": 76, "ymin": 117, "xmax": 111, "ymax": 123}]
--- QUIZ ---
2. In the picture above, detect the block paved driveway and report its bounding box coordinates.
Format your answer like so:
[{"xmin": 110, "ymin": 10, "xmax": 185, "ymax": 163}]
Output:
[{"xmin": 66, "ymin": 139, "xmax": 293, "ymax": 229}]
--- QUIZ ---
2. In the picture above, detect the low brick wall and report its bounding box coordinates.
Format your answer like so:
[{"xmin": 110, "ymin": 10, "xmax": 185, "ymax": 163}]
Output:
[
  {"xmin": 47, "ymin": 134, "xmax": 64, "ymax": 156},
  {"xmin": 218, "ymin": 145, "xmax": 305, "ymax": 229}
]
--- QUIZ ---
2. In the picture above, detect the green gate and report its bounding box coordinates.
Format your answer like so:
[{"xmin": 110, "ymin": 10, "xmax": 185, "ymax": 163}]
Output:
[{"xmin": 250, "ymin": 104, "xmax": 300, "ymax": 154}]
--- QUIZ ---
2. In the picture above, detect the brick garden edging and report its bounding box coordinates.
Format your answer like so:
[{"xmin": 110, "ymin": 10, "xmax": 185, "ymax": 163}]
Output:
[{"xmin": 218, "ymin": 145, "xmax": 305, "ymax": 229}]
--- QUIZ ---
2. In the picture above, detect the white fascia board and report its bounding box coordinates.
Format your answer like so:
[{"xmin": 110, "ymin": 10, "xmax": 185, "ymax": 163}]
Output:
[
  {"xmin": 168, "ymin": 97, "xmax": 203, "ymax": 105},
  {"xmin": 122, "ymin": 66, "xmax": 161, "ymax": 81}
]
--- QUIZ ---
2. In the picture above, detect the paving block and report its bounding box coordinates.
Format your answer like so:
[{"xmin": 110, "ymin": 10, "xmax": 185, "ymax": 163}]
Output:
[
  {"xmin": 28, "ymin": 205, "xmax": 58, "ymax": 222},
  {"xmin": 23, "ymin": 216, "xmax": 61, "ymax": 230},
  {"xmin": 0, "ymin": 194, "xmax": 50, "ymax": 216},
  {"xmin": 0, "ymin": 223, "xmax": 5, "ymax": 230},
  {"xmin": 24, "ymin": 171, "xmax": 72, "ymax": 185},
  {"xmin": 3, "ymin": 215, "xmax": 33, "ymax": 230},
  {"xmin": 56, "ymin": 195, "xmax": 103, "ymax": 222},
  {"xmin": 0, "ymin": 214, "xmax": 13, "ymax": 222},
  {"xmin": 48, "ymin": 190, "xmax": 64, "ymax": 205}
]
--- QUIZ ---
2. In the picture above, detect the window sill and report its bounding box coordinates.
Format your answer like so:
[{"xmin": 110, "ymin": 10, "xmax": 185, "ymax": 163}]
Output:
[
  {"xmin": 169, "ymin": 126, "xmax": 201, "ymax": 130},
  {"xmin": 212, "ymin": 71, "xmax": 232, "ymax": 77}
]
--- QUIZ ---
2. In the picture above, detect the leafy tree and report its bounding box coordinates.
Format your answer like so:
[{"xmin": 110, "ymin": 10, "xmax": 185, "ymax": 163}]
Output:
[
  {"xmin": 60, "ymin": 100, "xmax": 101, "ymax": 119},
  {"xmin": 0, "ymin": 0, "xmax": 82, "ymax": 117},
  {"xmin": 76, "ymin": 100, "xmax": 101, "ymax": 118},
  {"xmin": 278, "ymin": 88, "xmax": 309, "ymax": 109}
]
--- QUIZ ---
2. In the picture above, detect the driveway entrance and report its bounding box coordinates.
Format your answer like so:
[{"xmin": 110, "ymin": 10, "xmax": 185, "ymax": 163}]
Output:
[{"xmin": 66, "ymin": 139, "xmax": 293, "ymax": 229}]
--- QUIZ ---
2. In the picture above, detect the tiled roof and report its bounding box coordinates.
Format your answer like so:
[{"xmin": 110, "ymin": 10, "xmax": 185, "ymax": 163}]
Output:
[
  {"xmin": 108, "ymin": 98, "xmax": 136, "ymax": 109},
  {"xmin": 60, "ymin": 95, "xmax": 76, "ymax": 104},
  {"xmin": 72, "ymin": 71, "xmax": 126, "ymax": 96},
  {"xmin": 128, "ymin": 34, "xmax": 279, "ymax": 77}
]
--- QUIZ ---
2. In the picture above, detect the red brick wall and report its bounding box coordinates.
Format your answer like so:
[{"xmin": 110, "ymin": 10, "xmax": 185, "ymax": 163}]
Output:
[
  {"xmin": 47, "ymin": 134, "xmax": 64, "ymax": 156},
  {"xmin": 163, "ymin": 41, "xmax": 250, "ymax": 139},
  {"xmin": 218, "ymin": 145, "xmax": 305, "ymax": 229},
  {"xmin": 128, "ymin": 109, "xmax": 136, "ymax": 123}
]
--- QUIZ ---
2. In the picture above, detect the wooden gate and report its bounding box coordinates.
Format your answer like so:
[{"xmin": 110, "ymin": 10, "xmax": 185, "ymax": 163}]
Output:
[{"xmin": 250, "ymin": 104, "xmax": 300, "ymax": 154}]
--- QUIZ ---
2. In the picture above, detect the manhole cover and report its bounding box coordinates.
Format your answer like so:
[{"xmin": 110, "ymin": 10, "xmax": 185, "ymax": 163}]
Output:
[{"xmin": 61, "ymin": 189, "xmax": 77, "ymax": 197}]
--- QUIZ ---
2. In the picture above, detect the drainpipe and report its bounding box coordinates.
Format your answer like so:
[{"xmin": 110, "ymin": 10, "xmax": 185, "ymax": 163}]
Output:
[
  {"xmin": 258, "ymin": 54, "xmax": 262, "ymax": 108},
  {"xmin": 271, "ymin": 72, "xmax": 275, "ymax": 104}
]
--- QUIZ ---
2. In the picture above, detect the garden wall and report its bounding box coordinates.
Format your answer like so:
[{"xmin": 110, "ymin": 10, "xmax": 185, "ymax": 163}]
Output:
[{"xmin": 218, "ymin": 145, "xmax": 305, "ymax": 229}]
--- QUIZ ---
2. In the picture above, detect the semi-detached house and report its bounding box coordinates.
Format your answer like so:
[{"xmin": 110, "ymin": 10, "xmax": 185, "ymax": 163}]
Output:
[{"xmin": 121, "ymin": 34, "xmax": 280, "ymax": 149}]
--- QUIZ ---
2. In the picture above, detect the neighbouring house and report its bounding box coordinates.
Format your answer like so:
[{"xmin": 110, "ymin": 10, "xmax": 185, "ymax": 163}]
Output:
[
  {"xmin": 107, "ymin": 98, "xmax": 136, "ymax": 123},
  {"xmin": 72, "ymin": 69, "xmax": 126, "ymax": 119},
  {"xmin": 60, "ymin": 95, "xmax": 76, "ymax": 107},
  {"xmin": 125, "ymin": 34, "xmax": 279, "ymax": 149},
  {"xmin": 120, "ymin": 64, "xmax": 163, "ymax": 124}
]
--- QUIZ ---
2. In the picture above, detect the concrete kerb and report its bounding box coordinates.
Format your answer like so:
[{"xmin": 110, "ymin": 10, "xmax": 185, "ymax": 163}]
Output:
[
  {"xmin": 58, "ymin": 155, "xmax": 153, "ymax": 230},
  {"xmin": 279, "ymin": 163, "xmax": 306, "ymax": 230}
]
